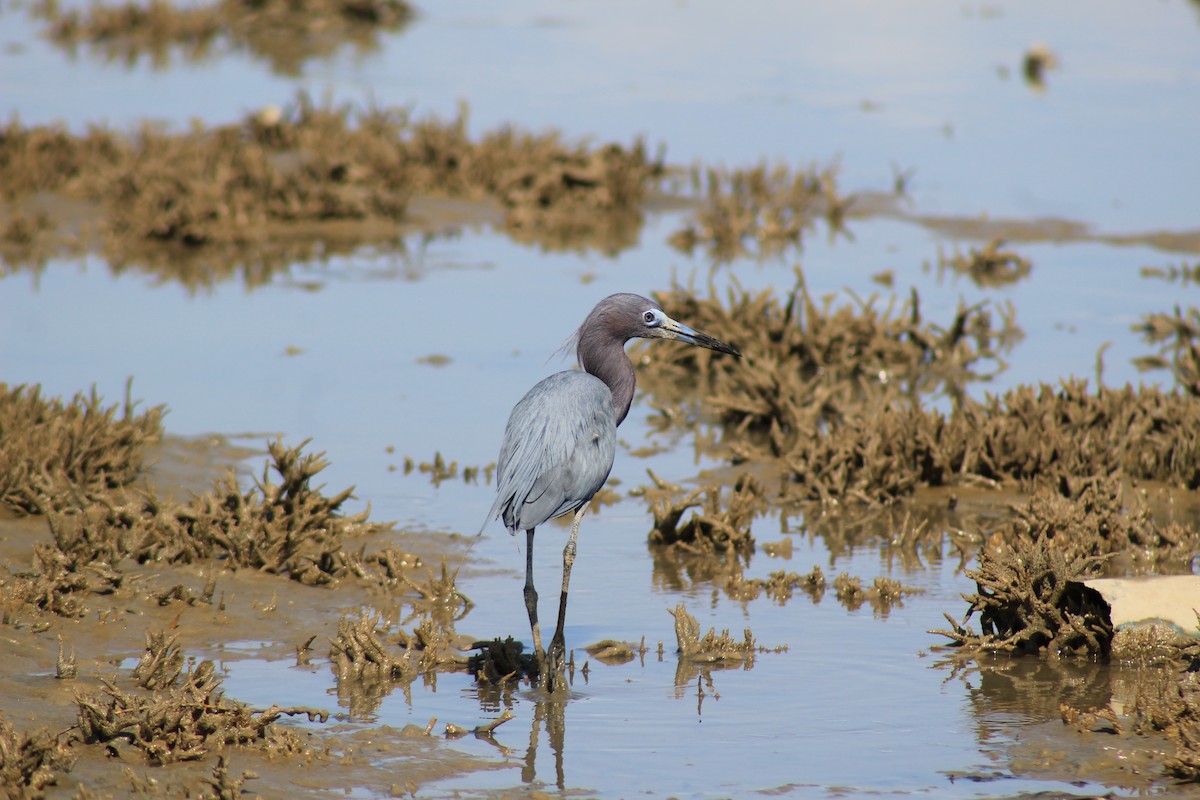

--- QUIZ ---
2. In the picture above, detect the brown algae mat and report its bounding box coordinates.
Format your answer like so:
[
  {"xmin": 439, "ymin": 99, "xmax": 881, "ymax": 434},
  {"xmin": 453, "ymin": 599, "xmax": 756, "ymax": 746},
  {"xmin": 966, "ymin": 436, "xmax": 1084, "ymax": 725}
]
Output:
[
  {"xmin": 0, "ymin": 383, "xmax": 504, "ymax": 796},
  {"xmin": 626, "ymin": 279, "xmax": 1200, "ymax": 785},
  {"xmin": 0, "ymin": 381, "xmax": 164, "ymax": 515},
  {"xmin": 931, "ymin": 479, "xmax": 1200, "ymax": 782},
  {"xmin": 0, "ymin": 96, "xmax": 856, "ymax": 283},
  {"xmin": 634, "ymin": 275, "xmax": 1200, "ymax": 506},
  {"xmin": 0, "ymin": 94, "xmax": 663, "ymax": 268}
]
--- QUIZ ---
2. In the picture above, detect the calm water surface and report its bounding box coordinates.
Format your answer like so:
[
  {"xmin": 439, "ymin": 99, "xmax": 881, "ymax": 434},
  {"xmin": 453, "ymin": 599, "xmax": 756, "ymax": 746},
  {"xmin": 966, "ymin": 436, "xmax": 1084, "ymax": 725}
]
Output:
[{"xmin": 2, "ymin": 2, "xmax": 1199, "ymax": 797}]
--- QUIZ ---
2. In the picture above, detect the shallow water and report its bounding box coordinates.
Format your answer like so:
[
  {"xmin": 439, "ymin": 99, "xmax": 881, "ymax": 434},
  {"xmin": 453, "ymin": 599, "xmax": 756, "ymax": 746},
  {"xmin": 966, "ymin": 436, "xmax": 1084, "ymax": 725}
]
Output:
[{"xmin": 3, "ymin": 1, "xmax": 1200, "ymax": 797}]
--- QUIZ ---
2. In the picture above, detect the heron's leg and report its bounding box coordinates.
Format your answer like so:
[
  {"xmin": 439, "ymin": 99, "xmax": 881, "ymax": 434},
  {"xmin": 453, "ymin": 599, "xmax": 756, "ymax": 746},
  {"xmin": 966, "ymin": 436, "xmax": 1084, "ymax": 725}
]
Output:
[
  {"xmin": 524, "ymin": 528, "xmax": 545, "ymax": 668},
  {"xmin": 546, "ymin": 501, "xmax": 590, "ymax": 687}
]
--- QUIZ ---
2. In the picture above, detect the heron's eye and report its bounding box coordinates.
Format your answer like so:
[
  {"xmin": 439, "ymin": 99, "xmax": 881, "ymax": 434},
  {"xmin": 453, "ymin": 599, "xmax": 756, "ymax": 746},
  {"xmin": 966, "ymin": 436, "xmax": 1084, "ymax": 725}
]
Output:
[{"xmin": 643, "ymin": 310, "xmax": 660, "ymax": 326}]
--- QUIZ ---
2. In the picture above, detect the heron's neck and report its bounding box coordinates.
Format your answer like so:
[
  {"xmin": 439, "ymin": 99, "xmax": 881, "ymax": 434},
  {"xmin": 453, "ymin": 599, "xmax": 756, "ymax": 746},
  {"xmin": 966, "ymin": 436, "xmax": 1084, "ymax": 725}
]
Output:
[{"xmin": 579, "ymin": 338, "xmax": 635, "ymax": 426}]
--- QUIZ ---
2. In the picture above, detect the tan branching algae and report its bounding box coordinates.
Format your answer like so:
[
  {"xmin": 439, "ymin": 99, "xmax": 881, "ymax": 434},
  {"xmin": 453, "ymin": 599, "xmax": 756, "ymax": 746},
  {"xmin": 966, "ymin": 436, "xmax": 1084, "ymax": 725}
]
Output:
[
  {"xmin": 0, "ymin": 95, "xmax": 660, "ymax": 266},
  {"xmin": 935, "ymin": 479, "xmax": 1200, "ymax": 658},
  {"xmin": 639, "ymin": 281, "xmax": 1200, "ymax": 505},
  {"xmin": 330, "ymin": 609, "xmax": 469, "ymax": 714},
  {"xmin": 400, "ymin": 559, "xmax": 474, "ymax": 622},
  {"xmin": 5, "ymin": 531, "xmax": 126, "ymax": 620},
  {"xmin": 636, "ymin": 275, "xmax": 1013, "ymax": 461},
  {"xmin": 141, "ymin": 438, "xmax": 381, "ymax": 583},
  {"xmin": 0, "ymin": 712, "xmax": 76, "ymax": 798},
  {"xmin": 70, "ymin": 438, "xmax": 387, "ymax": 588},
  {"xmin": 988, "ymin": 478, "xmax": 1200, "ymax": 572},
  {"xmin": 0, "ymin": 381, "xmax": 164, "ymax": 515},
  {"xmin": 131, "ymin": 630, "xmax": 185, "ymax": 690},
  {"xmin": 1141, "ymin": 261, "xmax": 1200, "ymax": 286},
  {"xmin": 75, "ymin": 660, "xmax": 324, "ymax": 764},
  {"xmin": 402, "ymin": 451, "xmax": 488, "ymax": 487},
  {"xmin": 645, "ymin": 471, "xmax": 766, "ymax": 555},
  {"xmin": 933, "ymin": 536, "xmax": 1112, "ymax": 658},
  {"xmin": 1054, "ymin": 649, "xmax": 1200, "ymax": 782},
  {"xmin": 0, "ymin": 437, "xmax": 413, "ymax": 629},
  {"xmin": 1129, "ymin": 671, "xmax": 1200, "ymax": 781},
  {"xmin": 669, "ymin": 604, "xmax": 756, "ymax": 664},
  {"xmin": 329, "ymin": 613, "xmax": 419, "ymax": 715},
  {"xmin": 721, "ymin": 565, "xmax": 832, "ymax": 606},
  {"xmin": 203, "ymin": 755, "xmax": 259, "ymax": 800}
]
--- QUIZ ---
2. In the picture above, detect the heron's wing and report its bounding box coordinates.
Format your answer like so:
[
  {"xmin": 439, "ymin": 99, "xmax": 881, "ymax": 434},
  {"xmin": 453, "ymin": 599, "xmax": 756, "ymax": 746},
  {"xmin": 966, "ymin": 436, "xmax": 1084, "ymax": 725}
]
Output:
[{"xmin": 483, "ymin": 371, "xmax": 617, "ymax": 534}]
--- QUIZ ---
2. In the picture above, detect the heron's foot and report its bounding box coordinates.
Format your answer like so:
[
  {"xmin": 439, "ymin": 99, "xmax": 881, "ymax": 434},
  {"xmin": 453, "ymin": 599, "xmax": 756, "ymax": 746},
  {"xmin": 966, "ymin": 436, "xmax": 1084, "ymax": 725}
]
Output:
[{"xmin": 541, "ymin": 637, "xmax": 568, "ymax": 692}]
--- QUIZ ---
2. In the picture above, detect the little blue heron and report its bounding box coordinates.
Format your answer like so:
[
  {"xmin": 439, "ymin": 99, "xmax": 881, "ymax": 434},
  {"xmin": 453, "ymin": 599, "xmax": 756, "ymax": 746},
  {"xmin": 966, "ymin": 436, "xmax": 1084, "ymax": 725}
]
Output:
[{"xmin": 482, "ymin": 293, "xmax": 740, "ymax": 689}]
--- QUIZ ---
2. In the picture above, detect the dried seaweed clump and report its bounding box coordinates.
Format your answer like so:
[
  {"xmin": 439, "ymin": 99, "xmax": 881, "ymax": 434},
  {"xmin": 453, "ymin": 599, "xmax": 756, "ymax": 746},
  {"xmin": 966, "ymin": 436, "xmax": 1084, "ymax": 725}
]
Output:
[
  {"xmin": 1133, "ymin": 305, "xmax": 1200, "ymax": 396},
  {"xmin": 933, "ymin": 536, "xmax": 1113, "ymax": 658},
  {"xmin": 75, "ymin": 660, "xmax": 322, "ymax": 764},
  {"xmin": 936, "ymin": 239, "xmax": 1032, "ymax": 288},
  {"xmin": 329, "ymin": 613, "xmax": 419, "ymax": 715},
  {"xmin": 328, "ymin": 610, "xmax": 465, "ymax": 714},
  {"xmin": 1130, "ymin": 671, "xmax": 1200, "ymax": 780},
  {"xmin": 123, "ymin": 438, "xmax": 387, "ymax": 585},
  {"xmin": 638, "ymin": 276, "xmax": 1012, "ymax": 453},
  {"xmin": 1059, "ymin": 666, "xmax": 1200, "ymax": 783},
  {"xmin": 990, "ymin": 478, "xmax": 1200, "ymax": 572},
  {"xmin": 1, "ymin": 440, "xmax": 400, "ymax": 626},
  {"xmin": 0, "ymin": 382, "xmax": 164, "ymax": 515},
  {"xmin": 131, "ymin": 630, "xmax": 184, "ymax": 690},
  {"xmin": 0, "ymin": 95, "xmax": 660, "ymax": 265},
  {"xmin": 669, "ymin": 604, "xmax": 756, "ymax": 664},
  {"xmin": 646, "ymin": 471, "xmax": 765, "ymax": 555},
  {"xmin": 0, "ymin": 712, "xmax": 76, "ymax": 799},
  {"xmin": 3, "ymin": 531, "xmax": 125, "ymax": 619},
  {"xmin": 668, "ymin": 162, "xmax": 847, "ymax": 261}
]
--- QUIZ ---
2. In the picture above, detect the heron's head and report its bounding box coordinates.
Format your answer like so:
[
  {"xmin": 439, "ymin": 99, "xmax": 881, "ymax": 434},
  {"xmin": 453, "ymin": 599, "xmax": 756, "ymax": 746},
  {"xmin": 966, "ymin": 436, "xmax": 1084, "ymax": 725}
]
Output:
[
  {"xmin": 634, "ymin": 302, "xmax": 741, "ymax": 356},
  {"xmin": 578, "ymin": 293, "xmax": 741, "ymax": 357}
]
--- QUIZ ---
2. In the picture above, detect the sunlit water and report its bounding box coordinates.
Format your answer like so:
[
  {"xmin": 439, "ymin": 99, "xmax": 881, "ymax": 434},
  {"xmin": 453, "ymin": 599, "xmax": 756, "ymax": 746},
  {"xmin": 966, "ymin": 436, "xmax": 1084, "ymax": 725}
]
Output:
[{"xmin": 3, "ymin": 1, "xmax": 1199, "ymax": 797}]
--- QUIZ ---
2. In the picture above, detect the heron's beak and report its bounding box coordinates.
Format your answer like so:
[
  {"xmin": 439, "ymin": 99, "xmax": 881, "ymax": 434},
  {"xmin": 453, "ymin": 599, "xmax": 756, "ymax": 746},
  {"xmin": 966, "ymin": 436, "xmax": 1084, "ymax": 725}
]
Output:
[{"xmin": 656, "ymin": 317, "xmax": 741, "ymax": 357}]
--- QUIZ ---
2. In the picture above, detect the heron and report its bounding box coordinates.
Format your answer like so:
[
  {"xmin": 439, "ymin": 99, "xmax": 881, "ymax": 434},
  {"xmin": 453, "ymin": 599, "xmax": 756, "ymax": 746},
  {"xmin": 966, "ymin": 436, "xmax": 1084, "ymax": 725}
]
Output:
[{"xmin": 482, "ymin": 293, "xmax": 740, "ymax": 689}]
